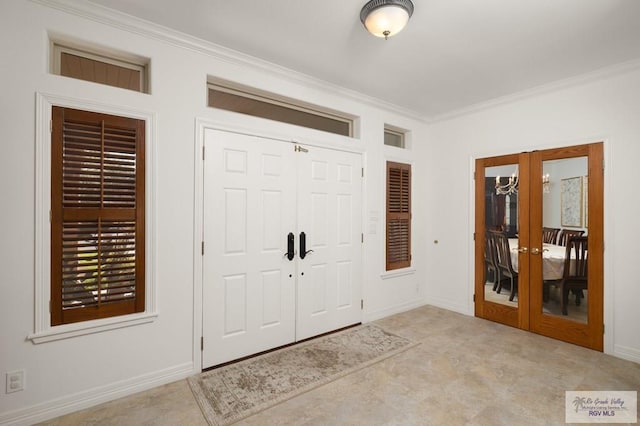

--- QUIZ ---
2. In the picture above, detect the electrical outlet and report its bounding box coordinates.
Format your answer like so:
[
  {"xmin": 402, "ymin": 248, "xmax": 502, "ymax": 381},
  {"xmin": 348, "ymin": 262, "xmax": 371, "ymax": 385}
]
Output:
[{"xmin": 6, "ymin": 370, "xmax": 25, "ymax": 393}]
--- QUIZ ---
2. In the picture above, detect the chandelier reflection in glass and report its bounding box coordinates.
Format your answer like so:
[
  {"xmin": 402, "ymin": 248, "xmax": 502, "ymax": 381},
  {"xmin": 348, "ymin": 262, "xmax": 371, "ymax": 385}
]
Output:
[
  {"xmin": 495, "ymin": 170, "xmax": 551, "ymax": 195},
  {"xmin": 542, "ymin": 173, "xmax": 550, "ymax": 193},
  {"xmin": 495, "ymin": 171, "xmax": 518, "ymax": 195}
]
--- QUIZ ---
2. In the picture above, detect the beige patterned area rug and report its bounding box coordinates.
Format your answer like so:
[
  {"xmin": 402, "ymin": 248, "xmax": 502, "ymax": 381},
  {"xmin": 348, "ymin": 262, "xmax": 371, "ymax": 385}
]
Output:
[{"xmin": 188, "ymin": 324, "xmax": 417, "ymax": 425}]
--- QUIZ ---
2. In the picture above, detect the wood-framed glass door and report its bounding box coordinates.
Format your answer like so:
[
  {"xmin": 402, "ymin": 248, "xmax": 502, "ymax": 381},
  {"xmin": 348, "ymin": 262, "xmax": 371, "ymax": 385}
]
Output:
[
  {"xmin": 475, "ymin": 153, "xmax": 530, "ymax": 330},
  {"xmin": 475, "ymin": 142, "xmax": 603, "ymax": 351},
  {"xmin": 529, "ymin": 143, "xmax": 603, "ymax": 350}
]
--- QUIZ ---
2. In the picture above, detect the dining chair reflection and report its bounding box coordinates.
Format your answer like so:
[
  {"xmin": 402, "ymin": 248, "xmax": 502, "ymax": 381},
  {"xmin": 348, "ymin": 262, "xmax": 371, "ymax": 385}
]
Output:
[
  {"xmin": 558, "ymin": 229, "xmax": 585, "ymax": 247},
  {"xmin": 484, "ymin": 232, "xmax": 500, "ymax": 291},
  {"xmin": 559, "ymin": 236, "xmax": 588, "ymax": 315},
  {"xmin": 491, "ymin": 230, "xmax": 518, "ymax": 302},
  {"xmin": 542, "ymin": 227, "xmax": 560, "ymax": 244}
]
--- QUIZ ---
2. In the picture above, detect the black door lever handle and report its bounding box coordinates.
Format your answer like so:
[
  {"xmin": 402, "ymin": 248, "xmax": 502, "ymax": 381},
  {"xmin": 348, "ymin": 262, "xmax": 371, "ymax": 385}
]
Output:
[
  {"xmin": 284, "ymin": 232, "xmax": 295, "ymax": 261},
  {"xmin": 299, "ymin": 232, "xmax": 314, "ymax": 259}
]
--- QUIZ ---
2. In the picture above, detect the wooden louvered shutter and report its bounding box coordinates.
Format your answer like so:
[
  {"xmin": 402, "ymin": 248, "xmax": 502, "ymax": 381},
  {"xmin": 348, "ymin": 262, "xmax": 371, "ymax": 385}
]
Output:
[
  {"xmin": 386, "ymin": 162, "xmax": 411, "ymax": 271},
  {"xmin": 51, "ymin": 107, "xmax": 145, "ymax": 325}
]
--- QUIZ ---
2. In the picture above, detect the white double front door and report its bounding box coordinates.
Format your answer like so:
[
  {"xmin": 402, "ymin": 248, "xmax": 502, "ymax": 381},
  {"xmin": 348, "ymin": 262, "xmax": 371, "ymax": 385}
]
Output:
[{"xmin": 202, "ymin": 128, "xmax": 363, "ymax": 368}]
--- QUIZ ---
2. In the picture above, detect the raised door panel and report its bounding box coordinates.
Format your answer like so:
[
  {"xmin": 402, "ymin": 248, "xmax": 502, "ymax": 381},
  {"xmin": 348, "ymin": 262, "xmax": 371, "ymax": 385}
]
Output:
[
  {"xmin": 202, "ymin": 129, "xmax": 296, "ymax": 368},
  {"xmin": 296, "ymin": 147, "xmax": 363, "ymax": 340}
]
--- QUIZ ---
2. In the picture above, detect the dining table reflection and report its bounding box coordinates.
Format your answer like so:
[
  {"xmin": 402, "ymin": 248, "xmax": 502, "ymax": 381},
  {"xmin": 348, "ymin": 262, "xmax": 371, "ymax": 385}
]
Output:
[{"xmin": 508, "ymin": 238, "xmax": 566, "ymax": 280}]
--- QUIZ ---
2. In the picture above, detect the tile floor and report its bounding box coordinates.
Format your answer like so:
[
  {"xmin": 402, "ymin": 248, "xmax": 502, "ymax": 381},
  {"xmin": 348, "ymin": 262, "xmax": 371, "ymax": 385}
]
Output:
[{"xmin": 40, "ymin": 305, "xmax": 639, "ymax": 425}]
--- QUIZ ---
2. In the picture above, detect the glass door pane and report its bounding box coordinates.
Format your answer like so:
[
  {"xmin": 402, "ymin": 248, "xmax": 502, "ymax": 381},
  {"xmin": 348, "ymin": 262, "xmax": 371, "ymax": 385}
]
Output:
[
  {"xmin": 475, "ymin": 153, "xmax": 529, "ymax": 330},
  {"xmin": 484, "ymin": 164, "xmax": 520, "ymax": 308},
  {"xmin": 540, "ymin": 157, "xmax": 588, "ymax": 323}
]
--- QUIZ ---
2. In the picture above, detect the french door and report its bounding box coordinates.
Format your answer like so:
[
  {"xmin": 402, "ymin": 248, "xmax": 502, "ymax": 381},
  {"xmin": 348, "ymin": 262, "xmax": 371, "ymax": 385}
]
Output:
[
  {"xmin": 202, "ymin": 128, "xmax": 363, "ymax": 368},
  {"xmin": 475, "ymin": 142, "xmax": 603, "ymax": 350}
]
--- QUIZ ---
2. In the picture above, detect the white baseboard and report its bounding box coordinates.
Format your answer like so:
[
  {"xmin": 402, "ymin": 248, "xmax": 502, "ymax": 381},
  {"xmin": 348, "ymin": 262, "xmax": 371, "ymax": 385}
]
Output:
[
  {"xmin": 0, "ymin": 362, "xmax": 195, "ymax": 426},
  {"xmin": 364, "ymin": 298, "xmax": 427, "ymax": 322},
  {"xmin": 424, "ymin": 295, "xmax": 473, "ymax": 316},
  {"xmin": 613, "ymin": 344, "xmax": 640, "ymax": 364}
]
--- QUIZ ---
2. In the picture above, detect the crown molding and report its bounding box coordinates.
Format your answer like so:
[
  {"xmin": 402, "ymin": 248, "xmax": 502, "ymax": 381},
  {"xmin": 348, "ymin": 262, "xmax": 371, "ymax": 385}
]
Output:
[
  {"xmin": 33, "ymin": 0, "xmax": 639, "ymax": 125},
  {"xmin": 31, "ymin": 0, "xmax": 426, "ymax": 122},
  {"xmin": 427, "ymin": 58, "xmax": 640, "ymax": 124}
]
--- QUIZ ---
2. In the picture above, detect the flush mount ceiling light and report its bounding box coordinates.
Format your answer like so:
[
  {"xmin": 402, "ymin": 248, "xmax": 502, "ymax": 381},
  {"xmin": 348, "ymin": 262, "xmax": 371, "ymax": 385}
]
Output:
[{"xmin": 360, "ymin": 0, "xmax": 414, "ymax": 40}]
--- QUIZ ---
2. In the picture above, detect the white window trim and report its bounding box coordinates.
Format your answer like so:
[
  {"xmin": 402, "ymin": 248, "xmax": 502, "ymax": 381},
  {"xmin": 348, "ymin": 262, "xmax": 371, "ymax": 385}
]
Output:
[
  {"xmin": 29, "ymin": 92, "xmax": 157, "ymax": 344},
  {"xmin": 380, "ymin": 267, "xmax": 416, "ymax": 280}
]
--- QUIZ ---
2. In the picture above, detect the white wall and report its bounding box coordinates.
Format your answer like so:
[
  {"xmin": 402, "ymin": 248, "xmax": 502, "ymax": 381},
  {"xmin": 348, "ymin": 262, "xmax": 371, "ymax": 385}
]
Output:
[
  {"xmin": 0, "ymin": 1, "xmax": 426, "ymax": 423},
  {"xmin": 418, "ymin": 63, "xmax": 640, "ymax": 363},
  {"xmin": 4, "ymin": 1, "xmax": 639, "ymax": 423}
]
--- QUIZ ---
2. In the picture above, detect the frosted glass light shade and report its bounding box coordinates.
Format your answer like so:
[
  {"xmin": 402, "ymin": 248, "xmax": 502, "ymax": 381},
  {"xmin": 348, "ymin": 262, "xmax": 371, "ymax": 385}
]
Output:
[
  {"xmin": 364, "ymin": 6, "xmax": 409, "ymax": 38},
  {"xmin": 360, "ymin": 0, "xmax": 414, "ymax": 39}
]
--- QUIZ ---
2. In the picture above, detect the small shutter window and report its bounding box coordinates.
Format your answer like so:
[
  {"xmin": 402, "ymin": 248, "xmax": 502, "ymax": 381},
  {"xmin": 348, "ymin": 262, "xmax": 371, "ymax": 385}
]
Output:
[
  {"xmin": 51, "ymin": 107, "xmax": 145, "ymax": 325},
  {"xmin": 386, "ymin": 162, "xmax": 411, "ymax": 270},
  {"xmin": 60, "ymin": 51, "xmax": 143, "ymax": 92},
  {"xmin": 52, "ymin": 44, "xmax": 148, "ymax": 93}
]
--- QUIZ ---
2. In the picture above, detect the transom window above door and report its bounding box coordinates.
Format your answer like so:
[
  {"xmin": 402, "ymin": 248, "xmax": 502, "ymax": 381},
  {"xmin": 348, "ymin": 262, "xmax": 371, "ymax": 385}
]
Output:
[{"xmin": 207, "ymin": 79, "xmax": 356, "ymax": 137}]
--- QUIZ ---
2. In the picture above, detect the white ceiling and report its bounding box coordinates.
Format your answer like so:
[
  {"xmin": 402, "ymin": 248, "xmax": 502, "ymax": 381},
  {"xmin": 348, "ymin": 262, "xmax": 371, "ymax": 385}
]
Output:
[{"xmin": 89, "ymin": 0, "xmax": 640, "ymax": 119}]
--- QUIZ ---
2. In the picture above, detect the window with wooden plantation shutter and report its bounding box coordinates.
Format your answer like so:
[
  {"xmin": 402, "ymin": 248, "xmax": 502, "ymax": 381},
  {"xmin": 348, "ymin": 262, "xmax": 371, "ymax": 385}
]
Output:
[
  {"xmin": 386, "ymin": 162, "xmax": 411, "ymax": 271},
  {"xmin": 51, "ymin": 107, "xmax": 145, "ymax": 326}
]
